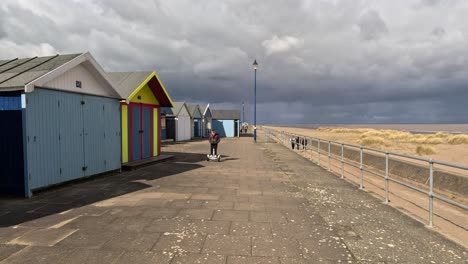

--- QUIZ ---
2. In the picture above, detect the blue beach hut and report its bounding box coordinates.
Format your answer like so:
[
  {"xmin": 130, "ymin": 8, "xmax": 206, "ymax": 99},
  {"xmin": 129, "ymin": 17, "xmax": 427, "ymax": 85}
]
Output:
[
  {"xmin": 211, "ymin": 110, "xmax": 241, "ymax": 138},
  {"xmin": 0, "ymin": 52, "xmax": 123, "ymax": 197}
]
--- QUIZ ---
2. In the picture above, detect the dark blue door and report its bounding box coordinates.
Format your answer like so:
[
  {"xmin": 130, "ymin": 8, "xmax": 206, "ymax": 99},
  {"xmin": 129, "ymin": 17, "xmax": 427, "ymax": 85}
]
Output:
[
  {"xmin": 142, "ymin": 107, "xmax": 151, "ymax": 159},
  {"xmin": 131, "ymin": 105, "xmax": 141, "ymax": 161},
  {"xmin": 194, "ymin": 119, "xmax": 200, "ymax": 137},
  {"xmin": 0, "ymin": 111, "xmax": 25, "ymax": 196}
]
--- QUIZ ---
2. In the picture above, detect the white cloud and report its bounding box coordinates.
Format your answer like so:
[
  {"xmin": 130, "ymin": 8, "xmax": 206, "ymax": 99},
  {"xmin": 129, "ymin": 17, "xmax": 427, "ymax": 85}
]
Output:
[{"xmin": 262, "ymin": 35, "xmax": 303, "ymax": 55}]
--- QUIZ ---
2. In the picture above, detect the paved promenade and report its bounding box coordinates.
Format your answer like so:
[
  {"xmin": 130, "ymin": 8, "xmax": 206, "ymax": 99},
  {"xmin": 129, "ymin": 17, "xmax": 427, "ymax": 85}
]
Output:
[{"xmin": 0, "ymin": 132, "xmax": 466, "ymax": 263}]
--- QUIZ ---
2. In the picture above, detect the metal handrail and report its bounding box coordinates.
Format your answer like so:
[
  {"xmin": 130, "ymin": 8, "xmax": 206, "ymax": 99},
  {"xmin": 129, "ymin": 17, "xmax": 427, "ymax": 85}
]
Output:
[{"xmin": 264, "ymin": 128, "xmax": 468, "ymax": 228}]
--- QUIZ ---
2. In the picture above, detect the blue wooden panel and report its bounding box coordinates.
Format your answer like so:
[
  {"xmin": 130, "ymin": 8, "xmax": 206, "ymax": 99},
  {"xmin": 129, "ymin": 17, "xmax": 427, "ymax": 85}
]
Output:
[
  {"xmin": 212, "ymin": 120, "xmax": 235, "ymax": 137},
  {"xmin": 82, "ymin": 95, "xmax": 105, "ymax": 177},
  {"xmin": 204, "ymin": 108, "xmax": 212, "ymax": 118},
  {"xmin": 0, "ymin": 110, "xmax": 25, "ymax": 195},
  {"xmin": 58, "ymin": 93, "xmax": 85, "ymax": 181},
  {"xmin": 193, "ymin": 109, "xmax": 202, "ymax": 118},
  {"xmin": 131, "ymin": 105, "xmax": 141, "ymax": 161},
  {"xmin": 26, "ymin": 89, "xmax": 61, "ymax": 189},
  {"xmin": 142, "ymin": 106, "xmax": 151, "ymax": 159},
  {"xmin": 103, "ymin": 100, "xmax": 121, "ymax": 171},
  {"xmin": 0, "ymin": 96, "xmax": 21, "ymax": 110},
  {"xmin": 161, "ymin": 128, "xmax": 167, "ymax": 140},
  {"xmin": 23, "ymin": 88, "xmax": 121, "ymax": 192}
]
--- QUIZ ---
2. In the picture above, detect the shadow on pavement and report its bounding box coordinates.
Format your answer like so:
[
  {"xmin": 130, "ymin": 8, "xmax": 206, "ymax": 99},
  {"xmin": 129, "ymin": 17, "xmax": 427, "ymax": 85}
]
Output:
[{"xmin": 0, "ymin": 152, "xmax": 205, "ymax": 228}]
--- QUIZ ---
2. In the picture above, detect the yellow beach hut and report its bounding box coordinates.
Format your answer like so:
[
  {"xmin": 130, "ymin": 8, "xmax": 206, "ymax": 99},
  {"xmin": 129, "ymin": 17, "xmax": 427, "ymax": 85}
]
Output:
[{"xmin": 108, "ymin": 72, "xmax": 173, "ymax": 163}]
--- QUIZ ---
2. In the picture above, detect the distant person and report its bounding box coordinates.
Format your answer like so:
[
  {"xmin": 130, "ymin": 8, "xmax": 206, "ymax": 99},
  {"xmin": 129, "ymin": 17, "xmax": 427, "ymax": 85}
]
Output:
[
  {"xmin": 296, "ymin": 136, "xmax": 300, "ymax": 150},
  {"xmin": 209, "ymin": 129, "xmax": 220, "ymax": 156},
  {"xmin": 290, "ymin": 136, "xmax": 296, "ymax": 149},
  {"xmin": 303, "ymin": 138, "xmax": 308, "ymax": 149}
]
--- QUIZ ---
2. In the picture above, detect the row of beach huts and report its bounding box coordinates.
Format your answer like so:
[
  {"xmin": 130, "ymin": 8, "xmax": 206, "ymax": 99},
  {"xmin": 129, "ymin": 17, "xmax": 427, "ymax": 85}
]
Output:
[{"xmin": 0, "ymin": 52, "xmax": 241, "ymax": 197}]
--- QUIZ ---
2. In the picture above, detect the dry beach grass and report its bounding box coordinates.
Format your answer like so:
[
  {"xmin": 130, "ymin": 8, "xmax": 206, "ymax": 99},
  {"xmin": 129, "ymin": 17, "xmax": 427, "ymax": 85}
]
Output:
[{"xmin": 267, "ymin": 126, "xmax": 468, "ymax": 167}]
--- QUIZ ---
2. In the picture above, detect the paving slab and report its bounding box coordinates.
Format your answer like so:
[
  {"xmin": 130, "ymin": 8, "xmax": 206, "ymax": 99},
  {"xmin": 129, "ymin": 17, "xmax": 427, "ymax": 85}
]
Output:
[
  {"xmin": 114, "ymin": 251, "xmax": 172, "ymax": 264},
  {"xmin": 212, "ymin": 209, "xmax": 249, "ymax": 222},
  {"xmin": 252, "ymin": 237, "xmax": 302, "ymax": 258},
  {"xmin": 0, "ymin": 244, "xmax": 25, "ymax": 262},
  {"xmin": 202, "ymin": 235, "xmax": 251, "ymax": 256},
  {"xmin": 0, "ymin": 134, "xmax": 466, "ymax": 263},
  {"xmin": 172, "ymin": 253, "xmax": 225, "ymax": 264},
  {"xmin": 227, "ymin": 256, "xmax": 280, "ymax": 264}
]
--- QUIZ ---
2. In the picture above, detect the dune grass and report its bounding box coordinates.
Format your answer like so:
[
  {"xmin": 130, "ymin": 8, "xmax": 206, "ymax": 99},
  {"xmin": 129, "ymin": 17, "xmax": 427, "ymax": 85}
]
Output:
[
  {"xmin": 416, "ymin": 146, "xmax": 437, "ymax": 156},
  {"xmin": 316, "ymin": 126, "xmax": 468, "ymax": 155},
  {"xmin": 447, "ymin": 135, "xmax": 468, "ymax": 145},
  {"xmin": 359, "ymin": 136, "xmax": 387, "ymax": 148}
]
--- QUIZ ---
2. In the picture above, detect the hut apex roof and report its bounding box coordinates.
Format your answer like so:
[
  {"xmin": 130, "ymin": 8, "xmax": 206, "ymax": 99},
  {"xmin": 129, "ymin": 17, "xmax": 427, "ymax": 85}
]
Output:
[
  {"xmin": 107, "ymin": 71, "xmax": 174, "ymax": 107},
  {"xmin": 199, "ymin": 104, "xmax": 209, "ymax": 114},
  {"xmin": 185, "ymin": 103, "xmax": 200, "ymax": 118},
  {"xmin": 168, "ymin": 101, "xmax": 187, "ymax": 116},
  {"xmin": 0, "ymin": 54, "xmax": 81, "ymax": 90},
  {"xmin": 211, "ymin": 109, "xmax": 241, "ymax": 120},
  {"xmin": 107, "ymin": 72, "xmax": 152, "ymax": 98}
]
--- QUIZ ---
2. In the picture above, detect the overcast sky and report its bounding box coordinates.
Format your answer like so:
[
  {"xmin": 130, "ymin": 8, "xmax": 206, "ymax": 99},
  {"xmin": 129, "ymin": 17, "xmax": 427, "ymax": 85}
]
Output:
[{"xmin": 1, "ymin": 0, "xmax": 468, "ymax": 124}]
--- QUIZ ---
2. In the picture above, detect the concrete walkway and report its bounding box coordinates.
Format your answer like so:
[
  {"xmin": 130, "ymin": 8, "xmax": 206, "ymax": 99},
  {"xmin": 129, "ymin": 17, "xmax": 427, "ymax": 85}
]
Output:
[{"xmin": 0, "ymin": 132, "xmax": 466, "ymax": 263}]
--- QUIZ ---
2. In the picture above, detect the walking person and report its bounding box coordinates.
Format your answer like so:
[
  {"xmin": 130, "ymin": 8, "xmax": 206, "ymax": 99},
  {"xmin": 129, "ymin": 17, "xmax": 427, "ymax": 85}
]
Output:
[{"xmin": 290, "ymin": 136, "xmax": 296, "ymax": 150}]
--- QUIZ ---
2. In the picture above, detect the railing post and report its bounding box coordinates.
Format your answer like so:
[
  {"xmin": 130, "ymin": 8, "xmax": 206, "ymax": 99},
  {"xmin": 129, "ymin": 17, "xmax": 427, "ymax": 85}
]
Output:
[
  {"xmin": 328, "ymin": 141, "xmax": 331, "ymax": 171},
  {"xmin": 318, "ymin": 139, "xmax": 321, "ymax": 166},
  {"xmin": 341, "ymin": 144, "xmax": 344, "ymax": 178},
  {"xmin": 359, "ymin": 147, "xmax": 364, "ymax": 189},
  {"xmin": 428, "ymin": 159, "xmax": 434, "ymax": 228},
  {"xmin": 310, "ymin": 138, "xmax": 313, "ymax": 161},
  {"xmin": 385, "ymin": 151, "xmax": 390, "ymax": 204}
]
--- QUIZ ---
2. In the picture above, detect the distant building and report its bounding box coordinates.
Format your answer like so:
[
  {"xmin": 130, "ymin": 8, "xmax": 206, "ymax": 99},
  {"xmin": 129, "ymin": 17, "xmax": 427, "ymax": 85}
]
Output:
[
  {"xmin": 163, "ymin": 102, "xmax": 191, "ymax": 141},
  {"xmin": 211, "ymin": 109, "xmax": 241, "ymax": 138},
  {"xmin": 186, "ymin": 104, "xmax": 203, "ymax": 138},
  {"xmin": 199, "ymin": 104, "xmax": 212, "ymax": 138}
]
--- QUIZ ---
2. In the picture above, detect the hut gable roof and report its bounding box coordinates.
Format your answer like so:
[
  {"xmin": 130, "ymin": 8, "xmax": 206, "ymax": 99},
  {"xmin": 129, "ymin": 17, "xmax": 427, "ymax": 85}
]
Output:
[
  {"xmin": 211, "ymin": 109, "xmax": 241, "ymax": 120},
  {"xmin": 0, "ymin": 52, "xmax": 122, "ymax": 99},
  {"xmin": 166, "ymin": 101, "xmax": 190, "ymax": 117},
  {"xmin": 107, "ymin": 71, "xmax": 173, "ymax": 107},
  {"xmin": 186, "ymin": 104, "xmax": 202, "ymax": 118}
]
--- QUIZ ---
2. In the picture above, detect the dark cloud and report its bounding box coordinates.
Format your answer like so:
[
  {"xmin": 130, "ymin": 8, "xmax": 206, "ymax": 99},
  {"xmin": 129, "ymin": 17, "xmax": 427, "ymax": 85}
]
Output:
[
  {"xmin": 1, "ymin": 0, "xmax": 468, "ymax": 124},
  {"xmin": 358, "ymin": 10, "xmax": 388, "ymax": 40}
]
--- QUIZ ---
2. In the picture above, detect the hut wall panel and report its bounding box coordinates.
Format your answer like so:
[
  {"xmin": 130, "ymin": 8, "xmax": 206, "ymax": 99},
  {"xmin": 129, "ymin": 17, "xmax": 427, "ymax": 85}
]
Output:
[
  {"xmin": 82, "ymin": 95, "xmax": 105, "ymax": 176},
  {"xmin": 176, "ymin": 116, "xmax": 191, "ymax": 141},
  {"xmin": 58, "ymin": 92, "xmax": 85, "ymax": 181},
  {"xmin": 103, "ymin": 99, "xmax": 121, "ymax": 171},
  {"xmin": 42, "ymin": 63, "xmax": 114, "ymax": 98},
  {"xmin": 212, "ymin": 120, "xmax": 235, "ymax": 138},
  {"xmin": 26, "ymin": 89, "xmax": 61, "ymax": 189},
  {"xmin": 26, "ymin": 88, "xmax": 121, "ymax": 191},
  {"xmin": 121, "ymin": 105, "xmax": 128, "ymax": 163},
  {"xmin": 153, "ymin": 108, "xmax": 161, "ymax": 156},
  {"xmin": 0, "ymin": 96, "xmax": 21, "ymax": 110}
]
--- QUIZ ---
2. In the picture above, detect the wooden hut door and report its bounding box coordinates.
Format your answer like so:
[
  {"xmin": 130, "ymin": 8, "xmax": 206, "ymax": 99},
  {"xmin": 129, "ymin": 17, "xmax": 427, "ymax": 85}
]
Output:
[{"xmin": 130, "ymin": 104, "xmax": 152, "ymax": 161}]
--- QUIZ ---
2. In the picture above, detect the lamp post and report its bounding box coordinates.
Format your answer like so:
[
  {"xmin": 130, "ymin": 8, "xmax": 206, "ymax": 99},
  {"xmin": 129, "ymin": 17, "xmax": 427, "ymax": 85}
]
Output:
[{"xmin": 253, "ymin": 60, "xmax": 258, "ymax": 142}]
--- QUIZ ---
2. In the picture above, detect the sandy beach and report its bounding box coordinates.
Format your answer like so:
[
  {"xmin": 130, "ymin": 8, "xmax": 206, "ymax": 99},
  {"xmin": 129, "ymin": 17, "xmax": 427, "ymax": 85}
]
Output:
[{"xmin": 265, "ymin": 125, "xmax": 468, "ymax": 167}]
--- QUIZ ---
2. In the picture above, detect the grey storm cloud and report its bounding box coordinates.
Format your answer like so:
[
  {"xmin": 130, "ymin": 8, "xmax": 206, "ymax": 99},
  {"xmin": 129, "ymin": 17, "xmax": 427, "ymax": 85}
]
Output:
[
  {"xmin": 358, "ymin": 10, "xmax": 388, "ymax": 40},
  {"xmin": 1, "ymin": 0, "xmax": 468, "ymax": 124}
]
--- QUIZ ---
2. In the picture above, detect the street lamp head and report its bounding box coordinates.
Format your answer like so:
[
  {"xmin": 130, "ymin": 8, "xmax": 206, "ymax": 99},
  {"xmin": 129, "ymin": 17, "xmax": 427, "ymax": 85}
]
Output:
[{"xmin": 253, "ymin": 60, "xmax": 258, "ymax": 70}]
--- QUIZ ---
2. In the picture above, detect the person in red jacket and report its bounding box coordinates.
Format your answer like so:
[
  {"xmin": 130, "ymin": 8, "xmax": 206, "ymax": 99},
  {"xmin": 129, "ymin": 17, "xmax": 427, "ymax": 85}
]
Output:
[{"xmin": 209, "ymin": 129, "xmax": 221, "ymax": 156}]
